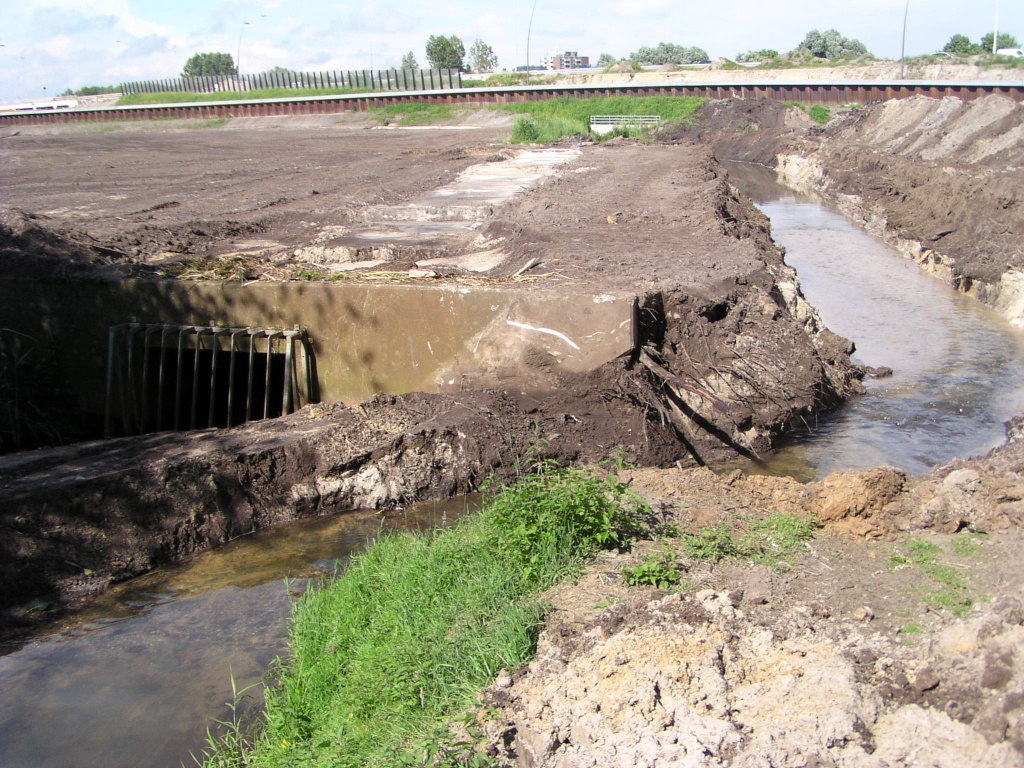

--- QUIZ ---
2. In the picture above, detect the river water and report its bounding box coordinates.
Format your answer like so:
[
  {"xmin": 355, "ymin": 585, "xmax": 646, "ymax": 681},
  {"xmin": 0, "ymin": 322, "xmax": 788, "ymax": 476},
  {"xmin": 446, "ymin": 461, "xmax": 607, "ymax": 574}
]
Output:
[
  {"xmin": 723, "ymin": 161, "xmax": 1024, "ymax": 481},
  {"xmin": 0, "ymin": 497, "xmax": 479, "ymax": 768},
  {"xmin": 5, "ymin": 164, "xmax": 1024, "ymax": 766}
]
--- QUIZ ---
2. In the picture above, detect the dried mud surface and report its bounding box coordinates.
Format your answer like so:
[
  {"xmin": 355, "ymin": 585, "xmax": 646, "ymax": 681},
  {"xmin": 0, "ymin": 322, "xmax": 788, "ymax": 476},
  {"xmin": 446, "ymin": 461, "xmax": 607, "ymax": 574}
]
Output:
[{"xmin": 479, "ymin": 430, "xmax": 1024, "ymax": 767}]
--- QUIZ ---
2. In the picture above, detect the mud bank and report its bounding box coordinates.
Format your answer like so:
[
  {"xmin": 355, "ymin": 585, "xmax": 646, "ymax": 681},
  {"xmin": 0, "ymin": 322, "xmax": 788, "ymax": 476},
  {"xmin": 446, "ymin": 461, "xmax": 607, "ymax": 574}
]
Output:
[
  {"xmin": 479, "ymin": 428, "xmax": 1024, "ymax": 767},
  {"xmin": 684, "ymin": 96, "xmax": 1024, "ymax": 327}
]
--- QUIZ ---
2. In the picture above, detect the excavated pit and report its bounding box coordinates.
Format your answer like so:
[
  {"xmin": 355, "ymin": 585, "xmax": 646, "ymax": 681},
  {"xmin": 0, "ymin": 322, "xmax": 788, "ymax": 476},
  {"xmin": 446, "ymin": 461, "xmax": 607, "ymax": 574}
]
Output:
[{"xmin": 0, "ymin": 117, "xmax": 862, "ymax": 613}]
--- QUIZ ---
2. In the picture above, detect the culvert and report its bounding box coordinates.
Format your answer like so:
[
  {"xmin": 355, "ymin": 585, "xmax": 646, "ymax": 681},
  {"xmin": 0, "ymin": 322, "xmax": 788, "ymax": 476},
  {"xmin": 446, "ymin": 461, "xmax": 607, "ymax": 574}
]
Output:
[{"xmin": 103, "ymin": 323, "xmax": 312, "ymax": 437}]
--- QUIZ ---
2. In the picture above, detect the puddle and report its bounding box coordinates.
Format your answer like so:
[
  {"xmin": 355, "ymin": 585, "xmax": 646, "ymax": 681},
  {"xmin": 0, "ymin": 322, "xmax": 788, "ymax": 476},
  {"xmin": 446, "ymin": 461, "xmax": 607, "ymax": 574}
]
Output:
[
  {"xmin": 724, "ymin": 161, "xmax": 1024, "ymax": 480},
  {"xmin": 0, "ymin": 496, "xmax": 482, "ymax": 768}
]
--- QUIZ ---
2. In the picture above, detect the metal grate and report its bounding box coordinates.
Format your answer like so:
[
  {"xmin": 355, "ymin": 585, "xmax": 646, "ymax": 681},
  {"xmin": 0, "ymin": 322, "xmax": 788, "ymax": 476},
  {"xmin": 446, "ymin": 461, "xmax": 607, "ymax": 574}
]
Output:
[{"xmin": 103, "ymin": 324, "xmax": 313, "ymax": 438}]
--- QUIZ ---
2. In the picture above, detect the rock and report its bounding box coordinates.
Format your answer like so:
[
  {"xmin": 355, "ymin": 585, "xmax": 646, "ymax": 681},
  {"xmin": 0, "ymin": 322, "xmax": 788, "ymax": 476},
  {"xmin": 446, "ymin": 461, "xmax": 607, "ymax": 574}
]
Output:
[
  {"xmin": 805, "ymin": 466, "xmax": 907, "ymax": 534},
  {"xmin": 943, "ymin": 468, "xmax": 981, "ymax": 493},
  {"xmin": 852, "ymin": 606, "xmax": 875, "ymax": 622},
  {"xmin": 911, "ymin": 665, "xmax": 940, "ymax": 692}
]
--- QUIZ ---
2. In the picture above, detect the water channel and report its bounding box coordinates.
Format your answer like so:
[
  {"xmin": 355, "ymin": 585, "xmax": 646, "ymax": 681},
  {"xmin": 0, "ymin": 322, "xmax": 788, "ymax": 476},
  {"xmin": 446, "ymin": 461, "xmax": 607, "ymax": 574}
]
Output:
[
  {"xmin": 5, "ymin": 164, "xmax": 1024, "ymax": 767},
  {"xmin": 723, "ymin": 160, "xmax": 1024, "ymax": 481}
]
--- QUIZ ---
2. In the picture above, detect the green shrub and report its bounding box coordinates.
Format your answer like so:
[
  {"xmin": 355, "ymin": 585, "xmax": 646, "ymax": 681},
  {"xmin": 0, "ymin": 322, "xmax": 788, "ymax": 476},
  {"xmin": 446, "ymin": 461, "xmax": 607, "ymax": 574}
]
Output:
[
  {"xmin": 622, "ymin": 548, "xmax": 683, "ymax": 588},
  {"xmin": 510, "ymin": 115, "xmax": 540, "ymax": 143},
  {"xmin": 808, "ymin": 104, "xmax": 830, "ymax": 123}
]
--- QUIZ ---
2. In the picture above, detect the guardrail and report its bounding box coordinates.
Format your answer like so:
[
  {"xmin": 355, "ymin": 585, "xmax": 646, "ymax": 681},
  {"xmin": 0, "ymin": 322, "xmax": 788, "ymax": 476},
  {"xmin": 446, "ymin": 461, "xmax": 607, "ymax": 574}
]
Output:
[
  {"xmin": 590, "ymin": 114, "xmax": 662, "ymax": 134},
  {"xmin": 2, "ymin": 80, "xmax": 1021, "ymax": 126}
]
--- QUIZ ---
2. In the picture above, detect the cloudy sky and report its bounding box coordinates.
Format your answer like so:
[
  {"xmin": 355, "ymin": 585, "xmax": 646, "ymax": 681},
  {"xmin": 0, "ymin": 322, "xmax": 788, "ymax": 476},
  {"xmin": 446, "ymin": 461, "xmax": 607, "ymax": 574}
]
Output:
[{"xmin": 1, "ymin": 0, "xmax": 1021, "ymax": 101}]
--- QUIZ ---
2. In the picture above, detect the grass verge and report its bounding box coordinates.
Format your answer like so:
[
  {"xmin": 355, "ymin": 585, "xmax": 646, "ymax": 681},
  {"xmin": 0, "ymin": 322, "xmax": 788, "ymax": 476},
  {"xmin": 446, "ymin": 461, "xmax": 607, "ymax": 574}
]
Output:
[
  {"xmin": 198, "ymin": 466, "xmax": 650, "ymax": 768},
  {"xmin": 503, "ymin": 95, "xmax": 705, "ymax": 144},
  {"xmin": 889, "ymin": 536, "xmax": 980, "ymax": 617},
  {"xmin": 368, "ymin": 103, "xmax": 457, "ymax": 126},
  {"xmin": 116, "ymin": 87, "xmax": 364, "ymax": 106}
]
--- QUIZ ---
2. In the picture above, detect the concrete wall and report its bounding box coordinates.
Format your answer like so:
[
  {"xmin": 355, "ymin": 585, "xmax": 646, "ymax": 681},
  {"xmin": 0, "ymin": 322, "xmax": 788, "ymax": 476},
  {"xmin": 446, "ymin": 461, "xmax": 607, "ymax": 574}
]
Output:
[{"xmin": 0, "ymin": 279, "xmax": 635, "ymax": 417}]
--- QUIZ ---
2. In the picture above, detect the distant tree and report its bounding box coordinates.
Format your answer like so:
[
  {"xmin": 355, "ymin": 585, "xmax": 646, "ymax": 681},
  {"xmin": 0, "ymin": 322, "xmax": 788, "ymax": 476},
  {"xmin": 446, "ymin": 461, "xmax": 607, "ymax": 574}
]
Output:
[
  {"xmin": 735, "ymin": 49, "xmax": 779, "ymax": 63},
  {"xmin": 468, "ymin": 39, "xmax": 498, "ymax": 73},
  {"xmin": 182, "ymin": 52, "xmax": 237, "ymax": 77},
  {"xmin": 596, "ymin": 52, "xmax": 616, "ymax": 68},
  {"xmin": 401, "ymin": 51, "xmax": 419, "ymax": 70},
  {"xmin": 425, "ymin": 35, "xmax": 466, "ymax": 70},
  {"xmin": 980, "ymin": 31, "xmax": 1019, "ymax": 53},
  {"xmin": 630, "ymin": 42, "xmax": 708, "ymax": 65},
  {"xmin": 264, "ymin": 65, "xmax": 296, "ymax": 75},
  {"xmin": 943, "ymin": 34, "xmax": 983, "ymax": 56},
  {"xmin": 795, "ymin": 29, "xmax": 868, "ymax": 59}
]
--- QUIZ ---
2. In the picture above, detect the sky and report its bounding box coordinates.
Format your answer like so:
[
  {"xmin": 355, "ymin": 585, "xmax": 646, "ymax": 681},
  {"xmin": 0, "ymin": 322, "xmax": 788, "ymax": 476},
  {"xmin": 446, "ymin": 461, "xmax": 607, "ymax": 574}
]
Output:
[{"xmin": 1, "ymin": 0, "xmax": 1021, "ymax": 101}]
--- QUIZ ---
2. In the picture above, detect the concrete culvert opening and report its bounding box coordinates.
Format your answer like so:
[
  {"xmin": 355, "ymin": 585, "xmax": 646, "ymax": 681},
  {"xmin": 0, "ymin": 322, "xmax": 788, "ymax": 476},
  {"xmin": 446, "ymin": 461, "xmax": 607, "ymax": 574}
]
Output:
[{"xmin": 103, "ymin": 323, "xmax": 314, "ymax": 437}]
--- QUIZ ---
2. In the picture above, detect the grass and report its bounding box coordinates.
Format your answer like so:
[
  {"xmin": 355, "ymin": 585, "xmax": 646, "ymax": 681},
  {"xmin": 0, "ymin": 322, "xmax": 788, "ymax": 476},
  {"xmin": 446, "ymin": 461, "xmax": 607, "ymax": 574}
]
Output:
[
  {"xmin": 680, "ymin": 513, "xmax": 817, "ymax": 569},
  {"xmin": 890, "ymin": 537, "xmax": 978, "ymax": 617},
  {"xmin": 198, "ymin": 466, "xmax": 651, "ymax": 767},
  {"xmin": 369, "ymin": 103, "xmax": 457, "ymax": 126},
  {"xmin": 116, "ymin": 87, "xmax": 364, "ymax": 106},
  {"xmin": 977, "ymin": 55, "xmax": 1024, "ymax": 69},
  {"xmin": 502, "ymin": 95, "xmax": 705, "ymax": 144},
  {"xmin": 781, "ymin": 101, "xmax": 831, "ymax": 124}
]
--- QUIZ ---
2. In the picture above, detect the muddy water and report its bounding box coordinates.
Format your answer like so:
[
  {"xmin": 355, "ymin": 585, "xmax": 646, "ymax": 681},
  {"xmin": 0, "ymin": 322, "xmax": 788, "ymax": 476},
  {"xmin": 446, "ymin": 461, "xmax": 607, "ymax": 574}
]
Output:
[
  {"xmin": 0, "ymin": 497, "xmax": 480, "ymax": 768},
  {"xmin": 724, "ymin": 161, "xmax": 1024, "ymax": 480}
]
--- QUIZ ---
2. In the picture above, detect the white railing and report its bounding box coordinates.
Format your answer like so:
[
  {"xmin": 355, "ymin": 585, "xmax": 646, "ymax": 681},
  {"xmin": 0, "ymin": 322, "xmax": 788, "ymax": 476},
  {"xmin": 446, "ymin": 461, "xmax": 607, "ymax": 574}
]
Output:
[{"xmin": 589, "ymin": 114, "xmax": 662, "ymax": 134}]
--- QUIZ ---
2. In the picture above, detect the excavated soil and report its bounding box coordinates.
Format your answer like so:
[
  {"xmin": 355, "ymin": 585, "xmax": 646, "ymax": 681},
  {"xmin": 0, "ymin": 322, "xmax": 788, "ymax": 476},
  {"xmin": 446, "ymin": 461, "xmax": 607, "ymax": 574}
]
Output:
[
  {"xmin": 477, "ymin": 430, "xmax": 1024, "ymax": 767},
  {"xmin": 5, "ymin": 99, "xmax": 1024, "ymax": 764},
  {"xmin": 679, "ymin": 96, "xmax": 1024, "ymax": 326}
]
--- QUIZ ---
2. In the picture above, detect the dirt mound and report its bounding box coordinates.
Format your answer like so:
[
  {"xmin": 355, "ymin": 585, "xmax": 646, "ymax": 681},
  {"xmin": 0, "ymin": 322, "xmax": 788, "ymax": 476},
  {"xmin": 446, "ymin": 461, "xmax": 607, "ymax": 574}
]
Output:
[{"xmin": 484, "ymin": 590, "xmax": 1024, "ymax": 767}]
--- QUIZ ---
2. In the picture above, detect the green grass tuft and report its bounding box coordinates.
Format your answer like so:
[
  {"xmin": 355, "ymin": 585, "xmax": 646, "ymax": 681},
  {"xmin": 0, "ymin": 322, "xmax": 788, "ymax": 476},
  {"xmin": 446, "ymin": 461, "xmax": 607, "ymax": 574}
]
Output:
[
  {"xmin": 198, "ymin": 466, "xmax": 650, "ymax": 767},
  {"xmin": 116, "ymin": 87, "xmax": 364, "ymax": 106},
  {"xmin": 501, "ymin": 95, "xmax": 705, "ymax": 144},
  {"xmin": 680, "ymin": 513, "xmax": 816, "ymax": 568}
]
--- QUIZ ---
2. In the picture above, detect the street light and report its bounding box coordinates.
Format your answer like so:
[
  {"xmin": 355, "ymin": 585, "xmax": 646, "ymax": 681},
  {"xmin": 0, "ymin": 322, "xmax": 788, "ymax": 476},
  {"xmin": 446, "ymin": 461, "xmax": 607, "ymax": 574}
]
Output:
[
  {"xmin": 237, "ymin": 18, "xmax": 249, "ymax": 87},
  {"xmin": 525, "ymin": 0, "xmax": 539, "ymax": 85},
  {"xmin": 899, "ymin": 0, "xmax": 910, "ymax": 79}
]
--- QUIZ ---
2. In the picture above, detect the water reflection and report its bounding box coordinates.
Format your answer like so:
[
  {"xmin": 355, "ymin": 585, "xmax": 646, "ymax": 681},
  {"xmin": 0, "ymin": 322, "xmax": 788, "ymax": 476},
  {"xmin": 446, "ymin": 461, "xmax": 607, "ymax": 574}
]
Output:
[
  {"xmin": 724, "ymin": 161, "xmax": 1024, "ymax": 480},
  {"xmin": 0, "ymin": 496, "xmax": 480, "ymax": 768}
]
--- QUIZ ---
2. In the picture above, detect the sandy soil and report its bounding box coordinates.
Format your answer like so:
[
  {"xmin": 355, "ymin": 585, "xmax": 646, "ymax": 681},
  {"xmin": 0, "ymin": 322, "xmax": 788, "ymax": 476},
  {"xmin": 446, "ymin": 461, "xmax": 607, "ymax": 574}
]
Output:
[{"xmin": 478, "ymin": 432, "xmax": 1024, "ymax": 767}]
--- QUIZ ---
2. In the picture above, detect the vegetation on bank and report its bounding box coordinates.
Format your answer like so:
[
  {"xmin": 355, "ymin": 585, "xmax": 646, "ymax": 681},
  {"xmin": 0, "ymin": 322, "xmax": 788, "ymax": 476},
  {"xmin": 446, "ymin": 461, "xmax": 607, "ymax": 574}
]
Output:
[
  {"xmin": 503, "ymin": 95, "xmax": 705, "ymax": 144},
  {"xmin": 199, "ymin": 465, "xmax": 652, "ymax": 768},
  {"xmin": 116, "ymin": 87, "xmax": 363, "ymax": 106}
]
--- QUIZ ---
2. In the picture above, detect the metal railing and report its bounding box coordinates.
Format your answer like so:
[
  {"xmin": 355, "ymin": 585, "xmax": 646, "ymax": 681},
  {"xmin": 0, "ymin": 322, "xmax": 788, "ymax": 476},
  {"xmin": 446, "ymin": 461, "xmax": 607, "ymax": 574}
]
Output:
[{"xmin": 103, "ymin": 323, "xmax": 312, "ymax": 438}]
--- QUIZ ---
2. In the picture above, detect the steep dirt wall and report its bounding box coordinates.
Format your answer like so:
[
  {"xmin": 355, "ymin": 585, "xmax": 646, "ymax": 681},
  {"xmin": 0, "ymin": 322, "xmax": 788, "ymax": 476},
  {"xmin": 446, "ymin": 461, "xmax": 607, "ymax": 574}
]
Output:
[{"xmin": 774, "ymin": 95, "xmax": 1024, "ymax": 326}]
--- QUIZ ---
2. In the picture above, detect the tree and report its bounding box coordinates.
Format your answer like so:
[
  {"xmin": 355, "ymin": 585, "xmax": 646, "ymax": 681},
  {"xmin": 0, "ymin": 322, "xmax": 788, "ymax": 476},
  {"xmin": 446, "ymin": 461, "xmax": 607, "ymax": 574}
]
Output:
[
  {"xmin": 425, "ymin": 35, "xmax": 466, "ymax": 71},
  {"xmin": 401, "ymin": 51, "xmax": 419, "ymax": 70},
  {"xmin": 980, "ymin": 31, "xmax": 1019, "ymax": 53},
  {"xmin": 596, "ymin": 52, "xmax": 616, "ymax": 68},
  {"xmin": 468, "ymin": 39, "xmax": 498, "ymax": 73},
  {"xmin": 630, "ymin": 42, "xmax": 709, "ymax": 65},
  {"xmin": 735, "ymin": 49, "xmax": 779, "ymax": 63},
  {"xmin": 181, "ymin": 52, "xmax": 237, "ymax": 77},
  {"xmin": 795, "ymin": 29, "xmax": 868, "ymax": 59},
  {"xmin": 943, "ymin": 34, "xmax": 983, "ymax": 56}
]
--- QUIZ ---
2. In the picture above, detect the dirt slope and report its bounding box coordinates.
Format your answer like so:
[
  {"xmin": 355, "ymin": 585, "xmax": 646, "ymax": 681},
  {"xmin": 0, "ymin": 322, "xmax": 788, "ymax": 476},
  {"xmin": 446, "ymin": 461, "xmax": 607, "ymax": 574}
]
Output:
[
  {"xmin": 479, "ymin": 430, "xmax": 1024, "ymax": 767},
  {"xmin": 684, "ymin": 96, "xmax": 1024, "ymax": 326}
]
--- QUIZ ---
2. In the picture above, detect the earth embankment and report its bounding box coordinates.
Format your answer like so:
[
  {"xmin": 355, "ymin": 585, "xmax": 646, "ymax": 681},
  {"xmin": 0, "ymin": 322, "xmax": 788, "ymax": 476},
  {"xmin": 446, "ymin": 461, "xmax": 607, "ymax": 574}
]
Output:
[{"xmin": 683, "ymin": 95, "xmax": 1024, "ymax": 326}]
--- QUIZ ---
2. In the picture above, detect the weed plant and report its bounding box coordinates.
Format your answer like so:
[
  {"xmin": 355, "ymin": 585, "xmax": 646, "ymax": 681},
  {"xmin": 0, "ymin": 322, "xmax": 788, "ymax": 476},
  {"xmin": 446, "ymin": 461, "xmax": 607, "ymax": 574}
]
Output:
[
  {"xmin": 681, "ymin": 513, "xmax": 817, "ymax": 568},
  {"xmin": 622, "ymin": 547, "xmax": 684, "ymax": 589},
  {"xmin": 503, "ymin": 95, "xmax": 704, "ymax": 144},
  {"xmin": 117, "ymin": 87, "xmax": 363, "ymax": 106},
  {"xmin": 199, "ymin": 465, "xmax": 650, "ymax": 768}
]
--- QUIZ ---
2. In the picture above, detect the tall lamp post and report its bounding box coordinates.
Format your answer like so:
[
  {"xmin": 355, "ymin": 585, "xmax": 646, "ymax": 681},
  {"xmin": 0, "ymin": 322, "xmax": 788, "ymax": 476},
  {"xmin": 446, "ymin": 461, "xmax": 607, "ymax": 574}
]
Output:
[
  {"xmin": 993, "ymin": 0, "xmax": 1001, "ymax": 54},
  {"xmin": 237, "ymin": 18, "xmax": 249, "ymax": 88},
  {"xmin": 525, "ymin": 0, "xmax": 539, "ymax": 85},
  {"xmin": 899, "ymin": 0, "xmax": 910, "ymax": 79}
]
